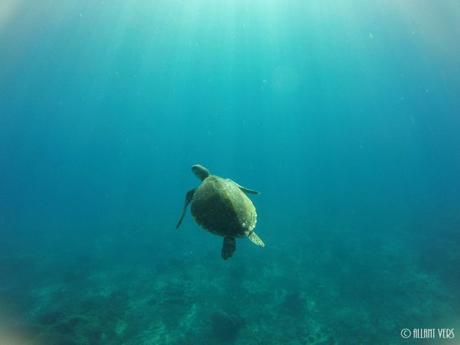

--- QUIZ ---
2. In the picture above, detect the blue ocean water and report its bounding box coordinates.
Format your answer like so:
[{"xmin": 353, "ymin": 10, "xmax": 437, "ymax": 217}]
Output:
[{"xmin": 0, "ymin": 1, "xmax": 459, "ymax": 344}]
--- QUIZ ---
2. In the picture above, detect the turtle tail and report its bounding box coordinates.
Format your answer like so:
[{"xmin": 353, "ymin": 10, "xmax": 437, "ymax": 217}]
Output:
[
  {"xmin": 176, "ymin": 188, "xmax": 195, "ymax": 229},
  {"xmin": 221, "ymin": 237, "xmax": 236, "ymax": 260}
]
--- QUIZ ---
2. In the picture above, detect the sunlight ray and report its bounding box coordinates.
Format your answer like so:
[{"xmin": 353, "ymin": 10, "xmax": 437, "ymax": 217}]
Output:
[{"xmin": 0, "ymin": 0, "xmax": 24, "ymax": 31}]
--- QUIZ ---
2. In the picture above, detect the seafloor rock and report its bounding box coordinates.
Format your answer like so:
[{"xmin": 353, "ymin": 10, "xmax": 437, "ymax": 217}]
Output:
[{"xmin": 211, "ymin": 310, "xmax": 244, "ymax": 343}]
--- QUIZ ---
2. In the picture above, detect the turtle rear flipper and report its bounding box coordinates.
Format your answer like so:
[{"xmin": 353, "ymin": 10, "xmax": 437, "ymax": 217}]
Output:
[
  {"xmin": 176, "ymin": 189, "xmax": 195, "ymax": 229},
  {"xmin": 222, "ymin": 236, "xmax": 236, "ymax": 260},
  {"xmin": 247, "ymin": 231, "xmax": 265, "ymax": 247}
]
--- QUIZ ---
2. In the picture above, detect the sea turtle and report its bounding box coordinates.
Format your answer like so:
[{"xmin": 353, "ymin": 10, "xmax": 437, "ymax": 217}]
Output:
[{"xmin": 176, "ymin": 164, "xmax": 265, "ymax": 260}]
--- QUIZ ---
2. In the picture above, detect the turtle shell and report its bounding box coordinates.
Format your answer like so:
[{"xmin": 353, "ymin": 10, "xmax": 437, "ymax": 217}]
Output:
[{"xmin": 190, "ymin": 176, "xmax": 257, "ymax": 238}]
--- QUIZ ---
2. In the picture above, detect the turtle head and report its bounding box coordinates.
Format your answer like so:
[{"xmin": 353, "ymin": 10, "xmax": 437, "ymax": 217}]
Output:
[{"xmin": 192, "ymin": 164, "xmax": 210, "ymax": 181}]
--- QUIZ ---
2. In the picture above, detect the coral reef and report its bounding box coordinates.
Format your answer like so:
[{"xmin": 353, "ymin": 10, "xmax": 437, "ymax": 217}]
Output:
[{"xmin": 0, "ymin": 220, "xmax": 458, "ymax": 345}]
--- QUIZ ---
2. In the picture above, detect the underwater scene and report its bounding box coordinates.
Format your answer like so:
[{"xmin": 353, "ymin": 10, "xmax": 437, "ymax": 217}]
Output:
[{"xmin": 0, "ymin": 1, "xmax": 459, "ymax": 344}]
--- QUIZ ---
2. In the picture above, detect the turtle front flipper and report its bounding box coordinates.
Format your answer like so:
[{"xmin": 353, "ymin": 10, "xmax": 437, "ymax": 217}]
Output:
[
  {"xmin": 222, "ymin": 236, "xmax": 236, "ymax": 260},
  {"xmin": 176, "ymin": 189, "xmax": 196, "ymax": 229},
  {"xmin": 230, "ymin": 180, "xmax": 260, "ymax": 195},
  {"xmin": 246, "ymin": 231, "xmax": 265, "ymax": 247}
]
